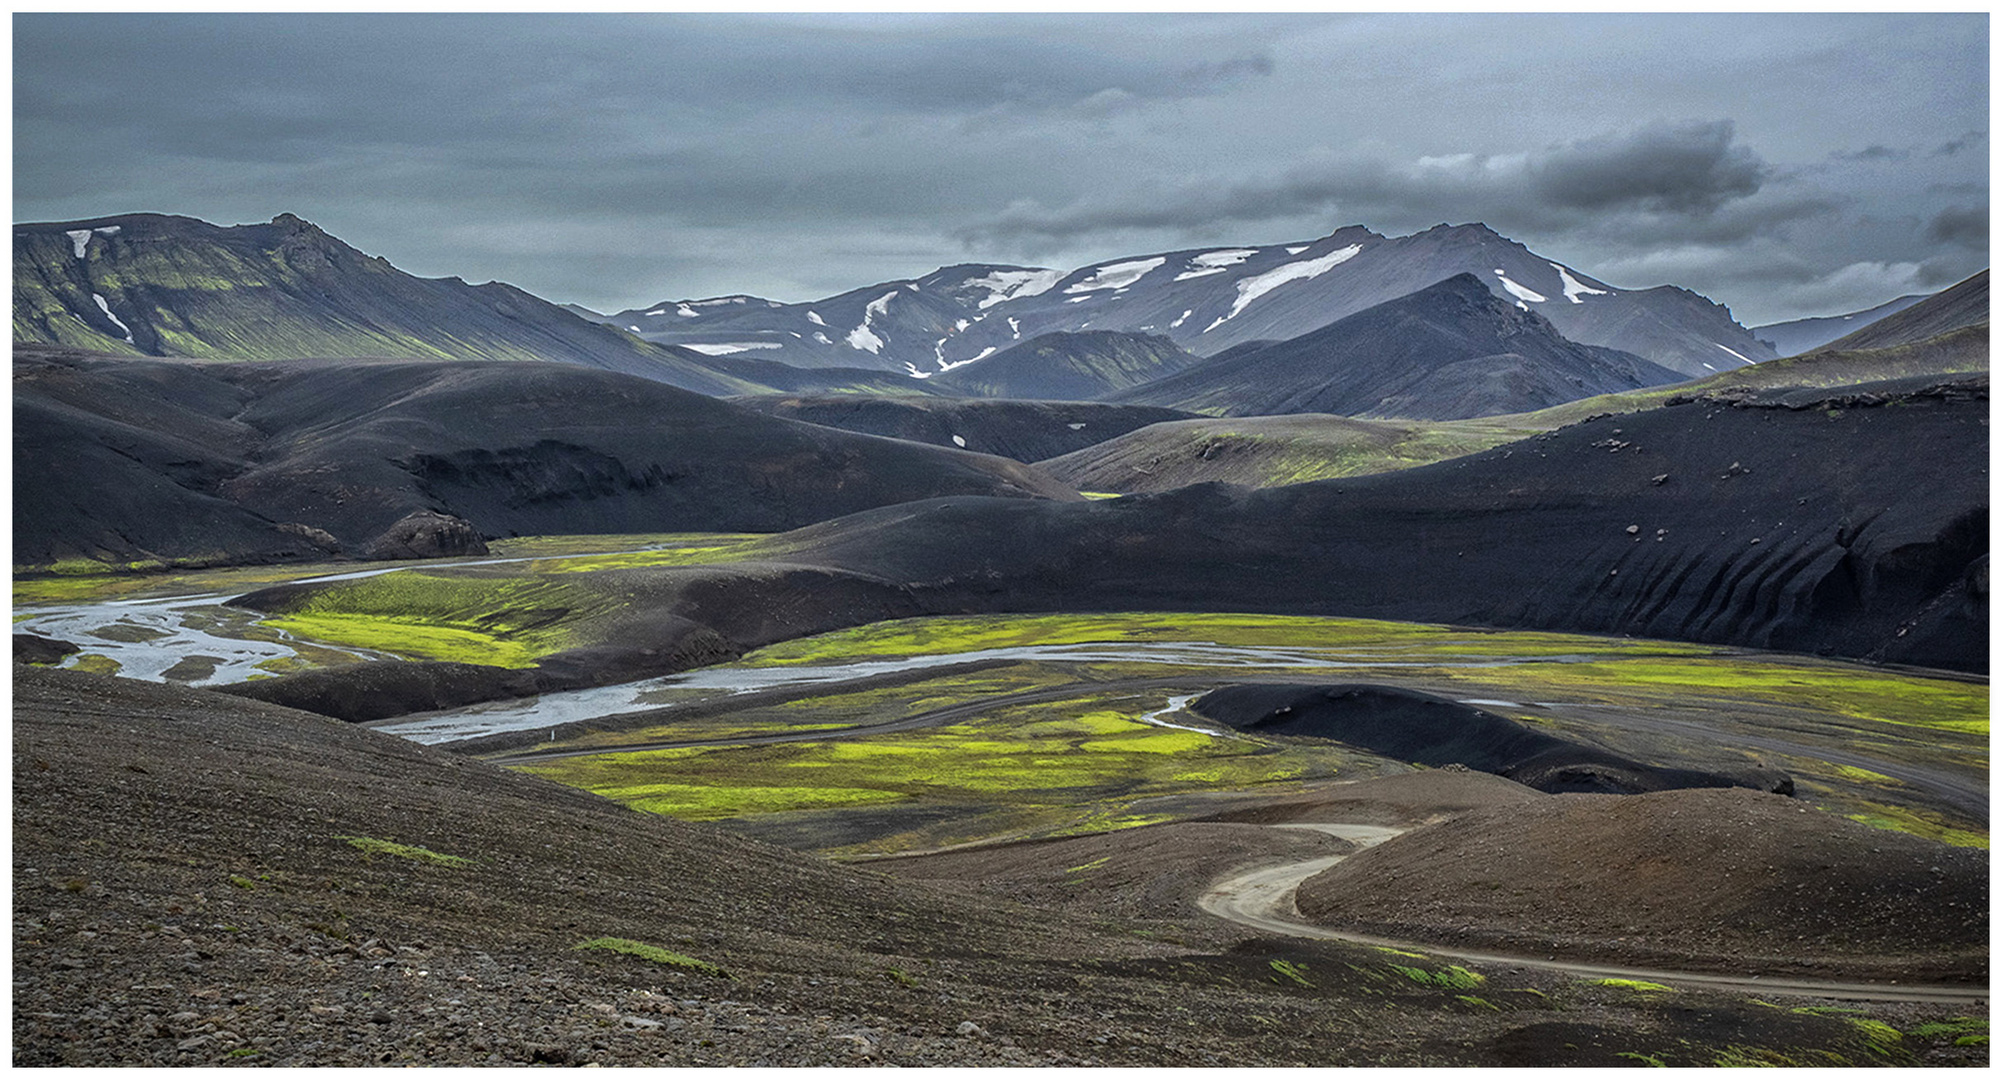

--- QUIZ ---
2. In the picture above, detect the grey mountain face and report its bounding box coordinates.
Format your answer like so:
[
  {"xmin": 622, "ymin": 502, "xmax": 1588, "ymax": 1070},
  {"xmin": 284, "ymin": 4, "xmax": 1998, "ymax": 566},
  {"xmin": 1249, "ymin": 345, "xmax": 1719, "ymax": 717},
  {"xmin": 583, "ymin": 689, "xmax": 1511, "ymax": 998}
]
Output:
[
  {"xmin": 599, "ymin": 223, "xmax": 1775, "ymax": 380},
  {"xmin": 1753, "ymin": 293, "xmax": 1934, "ymax": 357}
]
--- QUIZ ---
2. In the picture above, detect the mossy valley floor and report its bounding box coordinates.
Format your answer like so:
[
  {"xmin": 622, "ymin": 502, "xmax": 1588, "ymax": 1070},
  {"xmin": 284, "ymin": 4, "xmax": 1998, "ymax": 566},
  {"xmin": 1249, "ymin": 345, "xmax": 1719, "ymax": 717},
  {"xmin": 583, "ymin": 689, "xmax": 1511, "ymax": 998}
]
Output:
[{"xmin": 21, "ymin": 541, "xmax": 1987, "ymax": 858}]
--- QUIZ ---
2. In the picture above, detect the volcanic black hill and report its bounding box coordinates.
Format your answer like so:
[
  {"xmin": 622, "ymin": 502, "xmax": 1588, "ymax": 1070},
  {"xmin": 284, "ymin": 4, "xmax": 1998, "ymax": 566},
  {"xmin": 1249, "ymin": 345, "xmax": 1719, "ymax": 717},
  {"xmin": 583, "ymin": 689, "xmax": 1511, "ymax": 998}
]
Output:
[
  {"xmin": 925, "ymin": 330, "xmax": 1205, "ymax": 400},
  {"xmin": 1815, "ymin": 269, "xmax": 1988, "ymax": 353},
  {"xmin": 734, "ymin": 395, "xmax": 1196, "ymax": 463},
  {"xmin": 12, "ymin": 213, "xmax": 752, "ymax": 395},
  {"xmin": 1105, "ymin": 274, "xmax": 1684, "ymax": 419},
  {"xmin": 13, "ymin": 347, "xmax": 1079, "ymax": 571}
]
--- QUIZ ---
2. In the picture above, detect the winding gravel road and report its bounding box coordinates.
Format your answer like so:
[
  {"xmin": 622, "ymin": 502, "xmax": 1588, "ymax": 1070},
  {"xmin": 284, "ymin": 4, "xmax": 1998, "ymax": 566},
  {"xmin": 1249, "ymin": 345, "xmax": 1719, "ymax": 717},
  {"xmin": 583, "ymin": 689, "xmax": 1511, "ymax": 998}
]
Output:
[{"xmin": 1197, "ymin": 823, "xmax": 1990, "ymax": 1005}]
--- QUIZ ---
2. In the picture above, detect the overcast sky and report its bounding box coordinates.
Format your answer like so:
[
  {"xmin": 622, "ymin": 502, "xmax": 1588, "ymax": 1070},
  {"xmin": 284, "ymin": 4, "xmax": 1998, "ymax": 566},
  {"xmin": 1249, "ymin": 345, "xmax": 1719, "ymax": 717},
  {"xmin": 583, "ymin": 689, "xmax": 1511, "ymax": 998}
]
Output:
[{"xmin": 14, "ymin": 12, "xmax": 1990, "ymax": 325}]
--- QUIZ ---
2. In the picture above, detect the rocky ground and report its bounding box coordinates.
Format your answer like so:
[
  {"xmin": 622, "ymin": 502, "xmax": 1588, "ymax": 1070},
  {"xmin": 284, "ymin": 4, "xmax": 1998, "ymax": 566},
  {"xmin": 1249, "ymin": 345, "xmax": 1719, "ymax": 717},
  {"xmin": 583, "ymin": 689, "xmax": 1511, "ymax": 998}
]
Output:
[{"xmin": 14, "ymin": 665, "xmax": 1989, "ymax": 1067}]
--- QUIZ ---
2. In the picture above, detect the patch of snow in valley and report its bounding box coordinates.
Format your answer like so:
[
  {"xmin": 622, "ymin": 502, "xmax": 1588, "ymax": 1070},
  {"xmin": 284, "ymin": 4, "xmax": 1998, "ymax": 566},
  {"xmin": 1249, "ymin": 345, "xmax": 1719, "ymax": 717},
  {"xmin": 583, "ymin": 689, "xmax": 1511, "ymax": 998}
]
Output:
[
  {"xmin": 1170, "ymin": 309, "xmax": 1193, "ymax": 329},
  {"xmin": 1714, "ymin": 343, "xmax": 1754, "ymax": 365},
  {"xmin": 965, "ymin": 268, "xmax": 1065, "ymax": 309},
  {"xmin": 807, "ymin": 310, "xmax": 826, "ymax": 326},
  {"xmin": 681, "ymin": 342, "xmax": 783, "ymax": 355},
  {"xmin": 812, "ymin": 332, "xmax": 832, "ymax": 345},
  {"xmin": 1064, "ymin": 257, "xmax": 1166, "ymax": 294},
  {"xmin": 1552, "ymin": 263, "xmax": 1609, "ymax": 303},
  {"xmin": 1206, "ymin": 244, "xmax": 1364, "ymax": 331},
  {"xmin": 847, "ymin": 291, "xmax": 898, "ymax": 354},
  {"xmin": 1493, "ymin": 270, "xmax": 1548, "ymax": 304},
  {"xmin": 92, "ymin": 294, "xmax": 135, "ymax": 343},
  {"xmin": 66, "ymin": 230, "xmax": 94, "ymax": 258}
]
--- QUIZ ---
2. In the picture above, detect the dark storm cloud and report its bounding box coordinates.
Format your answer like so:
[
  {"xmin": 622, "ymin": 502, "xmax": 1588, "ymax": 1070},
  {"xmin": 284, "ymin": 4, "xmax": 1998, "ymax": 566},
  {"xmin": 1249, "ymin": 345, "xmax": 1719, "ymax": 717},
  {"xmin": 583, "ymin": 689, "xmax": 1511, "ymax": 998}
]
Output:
[
  {"xmin": 962, "ymin": 120, "xmax": 1784, "ymax": 250},
  {"xmin": 1829, "ymin": 145, "xmax": 1910, "ymax": 162},
  {"xmin": 1926, "ymin": 205, "xmax": 1990, "ymax": 251},
  {"xmin": 1528, "ymin": 121, "xmax": 1767, "ymax": 214},
  {"xmin": 1932, "ymin": 131, "xmax": 1988, "ymax": 156}
]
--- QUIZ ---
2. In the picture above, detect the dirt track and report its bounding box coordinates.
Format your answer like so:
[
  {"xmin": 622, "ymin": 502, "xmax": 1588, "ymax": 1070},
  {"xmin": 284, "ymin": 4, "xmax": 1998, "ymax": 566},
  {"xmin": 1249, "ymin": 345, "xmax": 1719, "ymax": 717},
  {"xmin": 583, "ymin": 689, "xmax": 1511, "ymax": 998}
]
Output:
[{"xmin": 1197, "ymin": 822, "xmax": 1988, "ymax": 1005}]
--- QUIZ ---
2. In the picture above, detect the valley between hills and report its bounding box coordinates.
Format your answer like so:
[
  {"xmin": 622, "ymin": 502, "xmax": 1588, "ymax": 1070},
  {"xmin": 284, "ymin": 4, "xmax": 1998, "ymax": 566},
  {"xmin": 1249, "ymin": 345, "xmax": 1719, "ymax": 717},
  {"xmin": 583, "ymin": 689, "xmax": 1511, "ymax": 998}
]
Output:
[{"xmin": 12, "ymin": 212, "xmax": 1990, "ymax": 1067}]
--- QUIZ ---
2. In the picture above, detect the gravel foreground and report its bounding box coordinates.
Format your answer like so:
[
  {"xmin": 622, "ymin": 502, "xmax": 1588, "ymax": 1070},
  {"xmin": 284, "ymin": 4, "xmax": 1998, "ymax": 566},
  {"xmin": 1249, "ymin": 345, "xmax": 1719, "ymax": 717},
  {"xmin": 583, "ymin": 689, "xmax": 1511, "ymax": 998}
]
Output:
[{"xmin": 13, "ymin": 665, "xmax": 1988, "ymax": 1067}]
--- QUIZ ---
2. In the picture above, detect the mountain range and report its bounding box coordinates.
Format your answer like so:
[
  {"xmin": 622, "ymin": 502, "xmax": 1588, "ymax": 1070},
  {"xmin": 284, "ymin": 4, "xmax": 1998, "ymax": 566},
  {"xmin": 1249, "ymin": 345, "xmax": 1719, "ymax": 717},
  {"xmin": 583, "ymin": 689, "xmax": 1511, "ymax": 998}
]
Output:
[{"xmin": 598, "ymin": 222, "xmax": 1777, "ymax": 378}]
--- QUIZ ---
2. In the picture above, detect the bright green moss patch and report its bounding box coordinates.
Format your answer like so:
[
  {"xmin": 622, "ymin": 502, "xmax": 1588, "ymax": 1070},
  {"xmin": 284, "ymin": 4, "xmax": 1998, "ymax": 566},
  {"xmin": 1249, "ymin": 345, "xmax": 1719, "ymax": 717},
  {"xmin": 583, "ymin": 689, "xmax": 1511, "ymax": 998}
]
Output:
[
  {"xmin": 515, "ymin": 691, "xmax": 1357, "ymax": 848},
  {"xmin": 572, "ymin": 937, "xmax": 726, "ymax": 977},
  {"xmin": 1592, "ymin": 978, "xmax": 1674, "ymax": 993},
  {"xmin": 257, "ymin": 570, "xmax": 617, "ymax": 666},
  {"xmin": 261, "ymin": 613, "xmax": 544, "ymax": 667},
  {"xmin": 1845, "ymin": 803, "xmax": 1989, "ymax": 849},
  {"xmin": 69, "ymin": 654, "xmax": 123, "ymax": 676},
  {"xmin": 340, "ymin": 836, "xmax": 470, "ymax": 866},
  {"xmin": 1268, "ymin": 960, "xmax": 1315, "ymax": 988},
  {"xmin": 1907, "ymin": 1017, "xmax": 1987, "ymax": 1040},
  {"xmin": 1831, "ymin": 764, "xmax": 1896, "ymax": 783},
  {"xmin": 1388, "ymin": 963, "xmax": 1485, "ymax": 989}
]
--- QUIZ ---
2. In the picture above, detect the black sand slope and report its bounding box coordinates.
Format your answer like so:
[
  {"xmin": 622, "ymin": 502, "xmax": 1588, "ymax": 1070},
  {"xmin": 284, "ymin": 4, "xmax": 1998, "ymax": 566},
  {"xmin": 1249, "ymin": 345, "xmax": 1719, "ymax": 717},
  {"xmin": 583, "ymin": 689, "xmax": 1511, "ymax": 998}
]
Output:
[
  {"xmin": 733, "ymin": 395, "xmax": 1196, "ymax": 463},
  {"xmin": 13, "ymin": 348, "xmax": 1079, "ymax": 569},
  {"xmin": 1191, "ymin": 684, "xmax": 1787, "ymax": 795},
  {"xmin": 726, "ymin": 375, "xmax": 1988, "ymax": 673},
  {"xmin": 1107, "ymin": 274, "xmax": 1684, "ymax": 419}
]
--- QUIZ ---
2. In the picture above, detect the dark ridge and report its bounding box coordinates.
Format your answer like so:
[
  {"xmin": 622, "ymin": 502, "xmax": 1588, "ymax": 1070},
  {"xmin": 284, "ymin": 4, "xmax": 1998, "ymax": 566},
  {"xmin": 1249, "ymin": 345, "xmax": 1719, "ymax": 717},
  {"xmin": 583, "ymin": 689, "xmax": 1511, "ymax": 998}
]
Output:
[
  {"xmin": 1816, "ymin": 270, "xmax": 1987, "ymax": 353},
  {"xmin": 1191, "ymin": 683, "xmax": 1789, "ymax": 796},
  {"xmin": 1108, "ymin": 274, "xmax": 1683, "ymax": 419},
  {"xmin": 12, "ymin": 349, "xmax": 1080, "ymax": 570},
  {"xmin": 733, "ymin": 395, "xmax": 1196, "ymax": 463}
]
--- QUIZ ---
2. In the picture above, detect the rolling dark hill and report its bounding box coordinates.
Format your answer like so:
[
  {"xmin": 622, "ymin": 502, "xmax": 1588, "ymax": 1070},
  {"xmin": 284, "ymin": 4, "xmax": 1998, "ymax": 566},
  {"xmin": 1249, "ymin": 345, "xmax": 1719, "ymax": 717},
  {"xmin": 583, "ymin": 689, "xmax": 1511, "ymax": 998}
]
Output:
[
  {"xmin": 1816, "ymin": 270, "xmax": 1987, "ymax": 353},
  {"xmin": 762, "ymin": 374, "xmax": 1988, "ymax": 672},
  {"xmin": 1753, "ymin": 293, "xmax": 1932, "ymax": 357},
  {"xmin": 733, "ymin": 396, "xmax": 1196, "ymax": 464},
  {"xmin": 12, "ymin": 213, "xmax": 755, "ymax": 395},
  {"xmin": 1105, "ymin": 274, "xmax": 1684, "ymax": 419},
  {"xmin": 1040, "ymin": 317, "xmax": 1990, "ymax": 494},
  {"xmin": 236, "ymin": 372, "xmax": 1987, "ymax": 730},
  {"xmin": 1191, "ymin": 684, "xmax": 1787, "ymax": 795},
  {"xmin": 924, "ymin": 330, "xmax": 1204, "ymax": 400},
  {"xmin": 1035, "ymin": 412, "xmax": 1541, "ymax": 493},
  {"xmin": 13, "ymin": 347, "xmax": 1079, "ymax": 571}
]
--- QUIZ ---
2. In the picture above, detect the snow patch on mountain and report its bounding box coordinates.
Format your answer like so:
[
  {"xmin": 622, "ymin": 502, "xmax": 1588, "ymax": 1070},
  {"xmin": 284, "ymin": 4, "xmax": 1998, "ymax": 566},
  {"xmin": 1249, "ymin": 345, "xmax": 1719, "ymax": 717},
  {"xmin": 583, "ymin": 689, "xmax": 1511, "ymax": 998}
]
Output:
[
  {"xmin": 682, "ymin": 342, "xmax": 782, "ymax": 356},
  {"xmin": 1285, "ymin": 245, "xmax": 1309, "ymax": 255},
  {"xmin": 92, "ymin": 293, "xmax": 134, "ymax": 343},
  {"xmin": 847, "ymin": 291, "xmax": 898, "ymax": 354},
  {"xmin": 1170, "ymin": 309, "xmax": 1192, "ymax": 329},
  {"xmin": 1206, "ymin": 244, "xmax": 1364, "ymax": 330},
  {"xmin": 1065, "ymin": 257, "xmax": 1166, "ymax": 294},
  {"xmin": 676, "ymin": 304, "xmax": 699, "ymax": 318},
  {"xmin": 1714, "ymin": 343, "xmax": 1754, "ymax": 366},
  {"xmin": 1493, "ymin": 270, "xmax": 1548, "ymax": 304},
  {"xmin": 1552, "ymin": 264, "xmax": 1609, "ymax": 304},
  {"xmin": 1007, "ymin": 317, "xmax": 1021, "ymax": 339},
  {"xmin": 812, "ymin": 332, "xmax": 832, "ymax": 345},
  {"xmin": 66, "ymin": 230, "xmax": 93, "ymax": 258},
  {"xmin": 807, "ymin": 310, "xmax": 826, "ymax": 326},
  {"xmin": 965, "ymin": 268, "xmax": 1064, "ymax": 309},
  {"xmin": 644, "ymin": 308, "xmax": 668, "ymax": 317},
  {"xmin": 1175, "ymin": 249, "xmax": 1257, "ymax": 281}
]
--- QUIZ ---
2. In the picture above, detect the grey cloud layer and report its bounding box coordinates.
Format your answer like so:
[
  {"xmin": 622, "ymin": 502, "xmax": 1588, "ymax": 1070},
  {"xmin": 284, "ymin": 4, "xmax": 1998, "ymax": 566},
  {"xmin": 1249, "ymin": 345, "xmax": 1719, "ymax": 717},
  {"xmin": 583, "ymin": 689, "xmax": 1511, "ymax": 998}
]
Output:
[{"xmin": 12, "ymin": 13, "xmax": 1987, "ymax": 324}]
